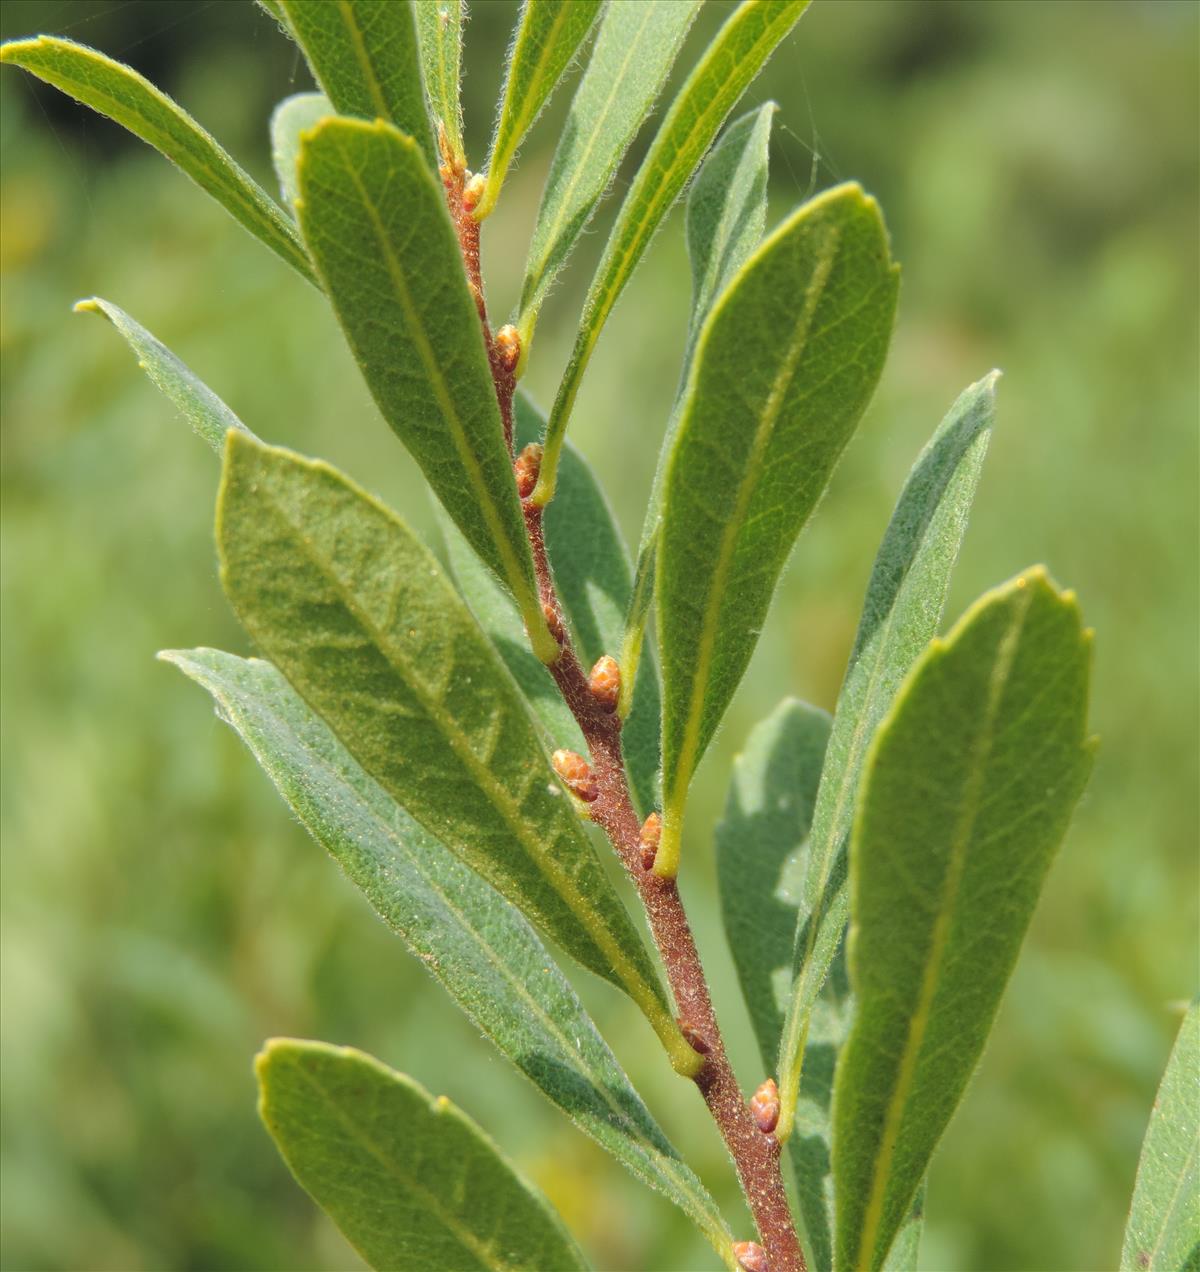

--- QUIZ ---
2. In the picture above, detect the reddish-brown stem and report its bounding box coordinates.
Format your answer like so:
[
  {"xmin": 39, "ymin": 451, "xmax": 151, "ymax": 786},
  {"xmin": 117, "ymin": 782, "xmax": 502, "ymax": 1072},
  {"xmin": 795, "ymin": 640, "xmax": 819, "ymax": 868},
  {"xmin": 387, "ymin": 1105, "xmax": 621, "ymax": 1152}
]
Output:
[{"xmin": 447, "ymin": 160, "xmax": 804, "ymax": 1272}]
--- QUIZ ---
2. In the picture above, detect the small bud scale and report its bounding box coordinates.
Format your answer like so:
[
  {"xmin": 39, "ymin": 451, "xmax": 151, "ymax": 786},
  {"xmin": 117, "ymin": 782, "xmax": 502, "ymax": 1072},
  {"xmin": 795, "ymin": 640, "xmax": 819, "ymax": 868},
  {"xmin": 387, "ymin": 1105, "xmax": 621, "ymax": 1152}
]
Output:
[
  {"xmin": 552, "ymin": 749, "xmax": 598, "ymax": 802},
  {"xmin": 495, "ymin": 324, "xmax": 521, "ymax": 374},
  {"xmin": 514, "ymin": 443, "xmax": 542, "ymax": 499},
  {"xmin": 733, "ymin": 1241, "xmax": 770, "ymax": 1272},
  {"xmin": 588, "ymin": 655, "xmax": 620, "ymax": 713},
  {"xmin": 639, "ymin": 812, "xmax": 661, "ymax": 871},
  {"xmin": 750, "ymin": 1078, "xmax": 780, "ymax": 1135}
]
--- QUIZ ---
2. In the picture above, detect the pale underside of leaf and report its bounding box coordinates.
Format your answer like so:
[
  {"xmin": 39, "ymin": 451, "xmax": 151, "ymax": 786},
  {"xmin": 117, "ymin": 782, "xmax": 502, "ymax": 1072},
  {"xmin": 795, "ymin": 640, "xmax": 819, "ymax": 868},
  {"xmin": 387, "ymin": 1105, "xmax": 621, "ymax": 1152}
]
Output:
[
  {"xmin": 833, "ymin": 570, "xmax": 1094, "ymax": 1272},
  {"xmin": 776, "ymin": 373, "xmax": 997, "ymax": 1141},
  {"xmin": 532, "ymin": 0, "xmax": 810, "ymax": 507},
  {"xmin": 164, "ymin": 648, "xmax": 732, "ymax": 1264},
  {"xmin": 0, "ymin": 36, "xmax": 313, "ymax": 283},
  {"xmin": 256, "ymin": 1040, "xmax": 589, "ymax": 1271},
  {"xmin": 270, "ymin": 92, "xmax": 334, "ymax": 210},
  {"xmin": 655, "ymin": 182, "xmax": 898, "ymax": 877}
]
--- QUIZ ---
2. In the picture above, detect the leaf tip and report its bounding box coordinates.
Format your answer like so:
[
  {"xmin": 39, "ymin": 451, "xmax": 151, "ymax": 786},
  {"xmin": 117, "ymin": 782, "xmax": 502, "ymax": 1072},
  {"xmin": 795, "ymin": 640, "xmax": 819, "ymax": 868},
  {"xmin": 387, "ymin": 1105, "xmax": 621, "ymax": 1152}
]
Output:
[{"xmin": 72, "ymin": 297, "xmax": 103, "ymax": 317}]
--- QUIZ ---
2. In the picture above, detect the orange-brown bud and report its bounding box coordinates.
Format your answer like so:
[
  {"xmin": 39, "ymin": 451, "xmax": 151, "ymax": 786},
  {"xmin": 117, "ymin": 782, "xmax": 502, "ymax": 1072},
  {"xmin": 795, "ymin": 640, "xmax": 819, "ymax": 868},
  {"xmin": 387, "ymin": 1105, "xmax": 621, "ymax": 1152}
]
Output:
[
  {"xmin": 679, "ymin": 1019, "xmax": 710, "ymax": 1056},
  {"xmin": 514, "ymin": 443, "xmax": 542, "ymax": 499},
  {"xmin": 588, "ymin": 655, "xmax": 621, "ymax": 713},
  {"xmin": 495, "ymin": 324, "xmax": 521, "ymax": 374},
  {"xmin": 639, "ymin": 812, "xmax": 661, "ymax": 871},
  {"xmin": 750, "ymin": 1077, "xmax": 780, "ymax": 1135},
  {"xmin": 733, "ymin": 1241, "xmax": 770, "ymax": 1272},
  {"xmin": 542, "ymin": 601, "xmax": 565, "ymax": 644},
  {"xmin": 462, "ymin": 172, "xmax": 486, "ymax": 210},
  {"xmin": 552, "ymin": 749, "xmax": 598, "ymax": 803}
]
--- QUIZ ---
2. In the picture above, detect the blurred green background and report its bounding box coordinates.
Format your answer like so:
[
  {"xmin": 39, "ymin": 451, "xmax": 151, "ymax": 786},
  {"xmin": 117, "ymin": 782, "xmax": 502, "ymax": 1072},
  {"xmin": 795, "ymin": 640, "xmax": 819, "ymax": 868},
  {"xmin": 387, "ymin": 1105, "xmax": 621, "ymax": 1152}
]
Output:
[{"xmin": 1, "ymin": 2, "xmax": 1196, "ymax": 1269}]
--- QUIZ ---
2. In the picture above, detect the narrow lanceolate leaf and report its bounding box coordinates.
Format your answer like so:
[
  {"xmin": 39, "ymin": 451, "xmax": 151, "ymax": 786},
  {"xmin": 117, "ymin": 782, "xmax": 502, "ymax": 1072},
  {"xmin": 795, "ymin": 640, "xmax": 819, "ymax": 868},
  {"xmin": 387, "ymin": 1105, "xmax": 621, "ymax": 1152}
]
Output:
[
  {"xmin": 716, "ymin": 698, "xmax": 830, "ymax": 1072},
  {"xmin": 441, "ymin": 393, "xmax": 662, "ymax": 812},
  {"xmin": 163, "ymin": 650, "xmax": 732, "ymax": 1264},
  {"xmin": 655, "ymin": 184, "xmax": 898, "ymax": 877},
  {"xmin": 0, "ymin": 37, "xmax": 313, "ymax": 284},
  {"xmin": 533, "ymin": 0, "xmax": 809, "ymax": 506},
  {"xmin": 1121, "ymin": 1002, "xmax": 1200, "ymax": 1272},
  {"xmin": 73, "ymin": 298, "xmax": 254, "ymax": 453},
  {"xmin": 295, "ymin": 118, "xmax": 555, "ymax": 661},
  {"xmin": 278, "ymin": 0, "xmax": 435, "ymax": 168},
  {"xmin": 517, "ymin": 0, "xmax": 700, "ymax": 349},
  {"xmin": 713, "ymin": 703, "xmax": 928, "ymax": 1272},
  {"xmin": 217, "ymin": 435, "xmax": 697, "ymax": 1076},
  {"xmin": 475, "ymin": 0, "xmax": 603, "ymax": 222},
  {"xmin": 622, "ymin": 103, "xmax": 775, "ymax": 716},
  {"xmin": 833, "ymin": 570, "xmax": 1094, "ymax": 1272},
  {"xmin": 270, "ymin": 92, "xmax": 332, "ymax": 209},
  {"xmin": 776, "ymin": 374, "xmax": 997, "ymax": 1142},
  {"xmin": 414, "ymin": 0, "xmax": 463, "ymax": 165},
  {"xmin": 256, "ymin": 1040, "xmax": 589, "ymax": 1272}
]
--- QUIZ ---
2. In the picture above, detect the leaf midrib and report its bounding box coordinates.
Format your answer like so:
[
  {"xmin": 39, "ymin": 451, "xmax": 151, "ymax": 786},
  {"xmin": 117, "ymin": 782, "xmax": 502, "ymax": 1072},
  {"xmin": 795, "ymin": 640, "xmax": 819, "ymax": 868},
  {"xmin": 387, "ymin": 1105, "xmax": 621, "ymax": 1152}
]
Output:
[
  {"xmin": 247, "ymin": 462, "xmax": 662, "ymax": 1024},
  {"xmin": 334, "ymin": 0, "xmax": 391, "ymax": 120},
  {"xmin": 321, "ymin": 127, "xmax": 535, "ymax": 615},
  {"xmin": 852, "ymin": 584, "xmax": 1033, "ymax": 1271},
  {"xmin": 287, "ymin": 1062, "xmax": 515, "ymax": 1270},
  {"xmin": 495, "ymin": 2, "xmax": 576, "ymax": 170},
  {"xmin": 666, "ymin": 220, "xmax": 840, "ymax": 817}
]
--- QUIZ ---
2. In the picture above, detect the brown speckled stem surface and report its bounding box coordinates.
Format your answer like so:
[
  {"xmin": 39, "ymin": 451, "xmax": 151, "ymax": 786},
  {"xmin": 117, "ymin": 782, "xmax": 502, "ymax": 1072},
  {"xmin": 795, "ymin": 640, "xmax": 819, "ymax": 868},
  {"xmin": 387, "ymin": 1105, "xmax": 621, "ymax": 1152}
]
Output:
[{"xmin": 445, "ymin": 154, "xmax": 804, "ymax": 1272}]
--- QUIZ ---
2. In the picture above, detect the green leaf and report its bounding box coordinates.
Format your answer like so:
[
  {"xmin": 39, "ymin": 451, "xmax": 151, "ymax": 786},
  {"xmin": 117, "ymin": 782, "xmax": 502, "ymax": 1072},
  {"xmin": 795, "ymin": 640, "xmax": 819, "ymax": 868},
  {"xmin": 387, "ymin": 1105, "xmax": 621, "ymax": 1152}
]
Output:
[
  {"xmin": 713, "ymin": 701, "xmax": 927, "ymax": 1272},
  {"xmin": 476, "ymin": 0, "xmax": 603, "ymax": 222},
  {"xmin": 655, "ymin": 183, "xmax": 898, "ymax": 877},
  {"xmin": 256, "ymin": 1039, "xmax": 589, "ymax": 1271},
  {"xmin": 294, "ymin": 117, "xmax": 555, "ymax": 661},
  {"xmin": 716, "ymin": 697, "xmax": 830, "ymax": 1072},
  {"xmin": 163, "ymin": 649, "xmax": 732, "ymax": 1263},
  {"xmin": 0, "ymin": 36, "xmax": 314, "ymax": 285},
  {"xmin": 439, "ymin": 393, "xmax": 662, "ymax": 813},
  {"xmin": 833, "ymin": 569, "xmax": 1094, "ymax": 1272},
  {"xmin": 516, "ymin": 0, "xmax": 699, "ymax": 344},
  {"xmin": 1121, "ymin": 1002, "xmax": 1200, "ymax": 1272},
  {"xmin": 777, "ymin": 374, "xmax": 997, "ymax": 1141},
  {"xmin": 621, "ymin": 102, "xmax": 775, "ymax": 716},
  {"xmin": 414, "ymin": 0, "xmax": 463, "ymax": 165},
  {"xmin": 216, "ymin": 434, "xmax": 699, "ymax": 1076},
  {"xmin": 270, "ymin": 92, "xmax": 333, "ymax": 209},
  {"xmin": 278, "ymin": 0, "xmax": 436, "ymax": 168},
  {"xmin": 73, "ymin": 297, "xmax": 255, "ymax": 453},
  {"xmin": 532, "ymin": 0, "xmax": 809, "ymax": 506}
]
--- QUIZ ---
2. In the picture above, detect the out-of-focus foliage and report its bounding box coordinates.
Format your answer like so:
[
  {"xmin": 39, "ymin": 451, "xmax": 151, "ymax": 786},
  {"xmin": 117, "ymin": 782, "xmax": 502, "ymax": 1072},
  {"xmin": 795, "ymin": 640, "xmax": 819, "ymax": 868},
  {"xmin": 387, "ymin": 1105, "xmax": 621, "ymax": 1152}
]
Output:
[{"xmin": 1, "ymin": 2, "xmax": 1195, "ymax": 1270}]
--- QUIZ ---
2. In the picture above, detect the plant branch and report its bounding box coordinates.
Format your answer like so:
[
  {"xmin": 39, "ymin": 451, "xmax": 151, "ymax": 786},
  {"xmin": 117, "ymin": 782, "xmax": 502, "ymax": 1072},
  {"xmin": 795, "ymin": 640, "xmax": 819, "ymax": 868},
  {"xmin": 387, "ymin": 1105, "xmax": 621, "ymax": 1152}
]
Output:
[{"xmin": 444, "ymin": 153, "xmax": 805, "ymax": 1272}]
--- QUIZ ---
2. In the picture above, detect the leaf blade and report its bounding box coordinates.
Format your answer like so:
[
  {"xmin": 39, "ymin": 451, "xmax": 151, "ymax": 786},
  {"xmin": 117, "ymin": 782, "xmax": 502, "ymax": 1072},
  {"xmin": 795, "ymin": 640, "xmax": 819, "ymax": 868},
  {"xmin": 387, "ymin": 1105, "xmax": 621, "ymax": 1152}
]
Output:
[
  {"xmin": 476, "ymin": 0, "xmax": 603, "ymax": 221},
  {"xmin": 0, "ymin": 36, "xmax": 314, "ymax": 283},
  {"xmin": 256, "ymin": 1039, "xmax": 589, "ymax": 1271},
  {"xmin": 414, "ymin": 0, "xmax": 463, "ymax": 164},
  {"xmin": 216, "ymin": 434, "xmax": 695, "ymax": 1073},
  {"xmin": 833, "ymin": 570, "xmax": 1094, "ymax": 1272},
  {"xmin": 278, "ymin": 0, "xmax": 436, "ymax": 168},
  {"xmin": 621, "ymin": 102, "xmax": 775, "ymax": 716},
  {"xmin": 295, "ymin": 117, "xmax": 554, "ymax": 660},
  {"xmin": 655, "ymin": 183, "xmax": 898, "ymax": 875},
  {"xmin": 777, "ymin": 374, "xmax": 997, "ymax": 1140},
  {"xmin": 1121, "ymin": 1002, "xmax": 1200, "ymax": 1272},
  {"xmin": 164, "ymin": 648, "xmax": 732, "ymax": 1262},
  {"xmin": 533, "ymin": 0, "xmax": 809, "ymax": 505},
  {"xmin": 516, "ymin": 0, "xmax": 701, "ymax": 334}
]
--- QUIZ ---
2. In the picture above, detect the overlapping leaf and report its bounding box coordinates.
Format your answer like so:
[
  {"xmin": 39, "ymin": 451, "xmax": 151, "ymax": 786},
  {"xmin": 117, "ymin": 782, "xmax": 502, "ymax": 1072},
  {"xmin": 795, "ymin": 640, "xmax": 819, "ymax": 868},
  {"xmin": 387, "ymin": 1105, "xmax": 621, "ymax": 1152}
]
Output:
[
  {"xmin": 257, "ymin": 1040, "xmax": 589, "ymax": 1271},
  {"xmin": 476, "ymin": 0, "xmax": 603, "ymax": 221},
  {"xmin": 623, "ymin": 103, "xmax": 775, "ymax": 714},
  {"xmin": 534, "ymin": 0, "xmax": 809, "ymax": 505},
  {"xmin": 0, "ymin": 36, "xmax": 313, "ymax": 283},
  {"xmin": 270, "ymin": 92, "xmax": 333, "ymax": 209},
  {"xmin": 1121, "ymin": 1002, "xmax": 1200, "ymax": 1272},
  {"xmin": 216, "ymin": 435, "xmax": 697, "ymax": 1073},
  {"xmin": 414, "ymin": 0, "xmax": 464, "ymax": 164},
  {"xmin": 655, "ymin": 183, "xmax": 898, "ymax": 876},
  {"xmin": 777, "ymin": 375, "xmax": 997, "ymax": 1140},
  {"xmin": 295, "ymin": 117, "xmax": 555, "ymax": 660},
  {"xmin": 278, "ymin": 0, "xmax": 435, "ymax": 167},
  {"xmin": 440, "ymin": 393, "xmax": 661, "ymax": 813},
  {"xmin": 517, "ymin": 0, "xmax": 701, "ymax": 345},
  {"xmin": 164, "ymin": 649, "xmax": 732, "ymax": 1263},
  {"xmin": 833, "ymin": 570, "xmax": 1094, "ymax": 1272}
]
